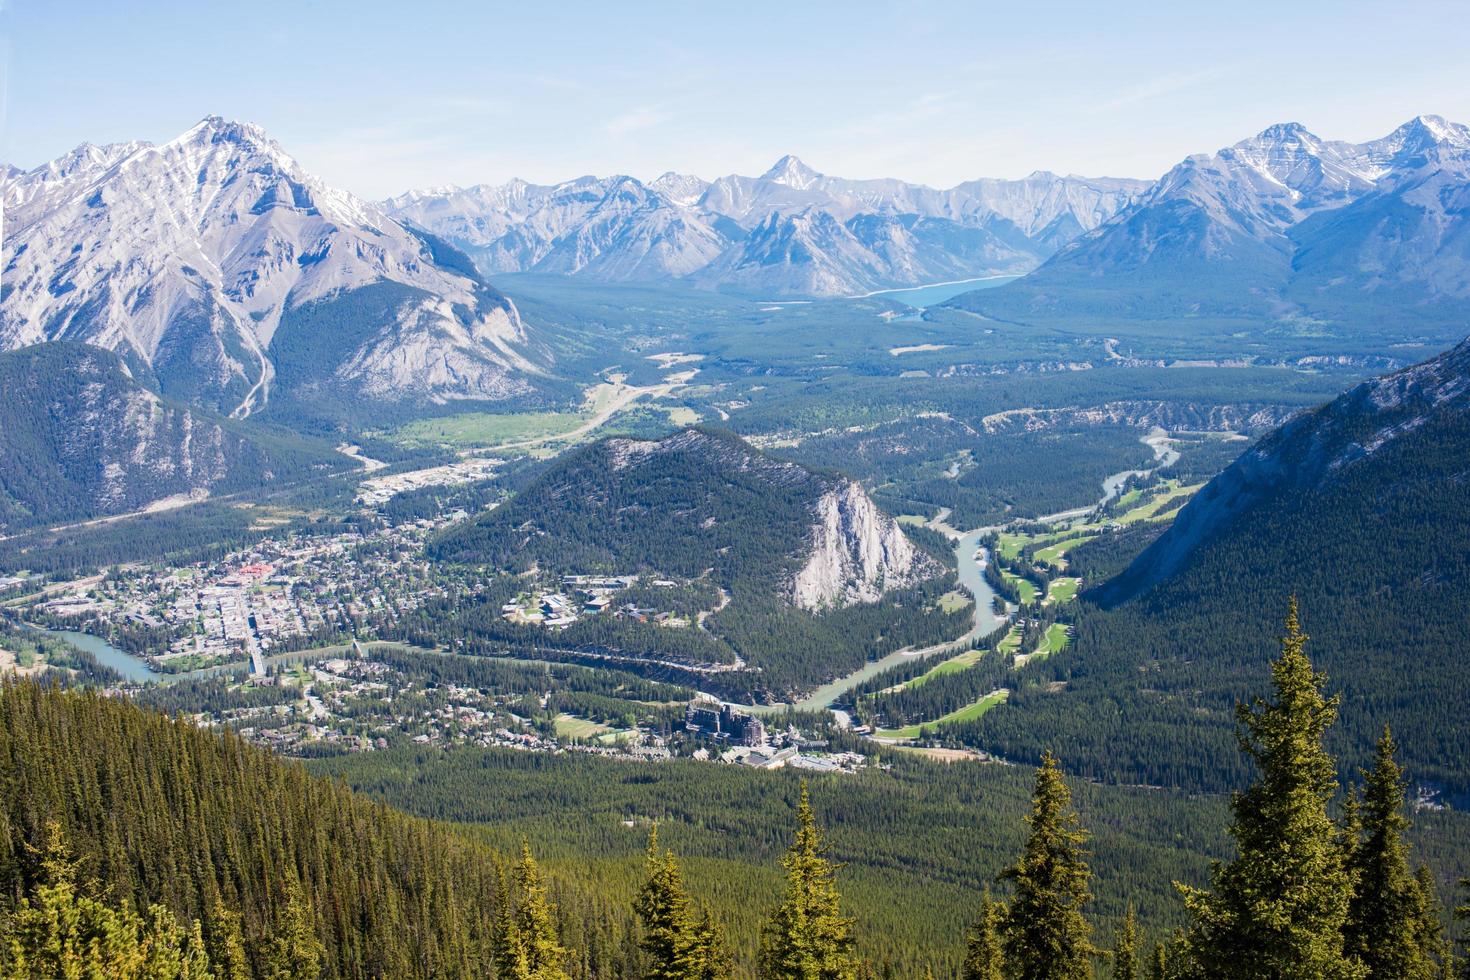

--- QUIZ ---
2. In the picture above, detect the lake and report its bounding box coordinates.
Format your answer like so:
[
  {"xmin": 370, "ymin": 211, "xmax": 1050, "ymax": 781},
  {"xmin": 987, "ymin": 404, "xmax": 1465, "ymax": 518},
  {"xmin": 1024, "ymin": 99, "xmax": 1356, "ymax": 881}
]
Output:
[{"xmin": 868, "ymin": 275, "xmax": 1020, "ymax": 309}]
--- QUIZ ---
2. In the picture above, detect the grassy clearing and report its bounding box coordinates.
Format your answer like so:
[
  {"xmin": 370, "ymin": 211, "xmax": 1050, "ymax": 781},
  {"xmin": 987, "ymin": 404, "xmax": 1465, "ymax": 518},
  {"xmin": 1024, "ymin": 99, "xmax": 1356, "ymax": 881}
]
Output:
[
  {"xmin": 892, "ymin": 648, "xmax": 989, "ymax": 693},
  {"xmin": 390, "ymin": 411, "xmax": 584, "ymax": 449},
  {"xmin": 1032, "ymin": 534, "xmax": 1096, "ymax": 569},
  {"xmin": 660, "ymin": 406, "xmax": 701, "ymax": 426},
  {"xmin": 553, "ymin": 714, "xmax": 614, "ymax": 740},
  {"xmin": 997, "ymin": 624, "xmax": 1024, "ymax": 655},
  {"xmin": 1002, "ymin": 571, "xmax": 1039, "ymax": 606},
  {"xmin": 1114, "ymin": 481, "xmax": 1202, "ymax": 525},
  {"xmin": 1046, "ymin": 577, "xmax": 1080, "ymax": 604},
  {"xmin": 1039, "ymin": 623, "xmax": 1071, "ymax": 655},
  {"xmin": 874, "ymin": 689, "xmax": 1009, "ymax": 740},
  {"xmin": 896, "ymin": 514, "xmax": 929, "ymax": 527},
  {"xmin": 937, "ymin": 590, "xmax": 971, "ymax": 613}
]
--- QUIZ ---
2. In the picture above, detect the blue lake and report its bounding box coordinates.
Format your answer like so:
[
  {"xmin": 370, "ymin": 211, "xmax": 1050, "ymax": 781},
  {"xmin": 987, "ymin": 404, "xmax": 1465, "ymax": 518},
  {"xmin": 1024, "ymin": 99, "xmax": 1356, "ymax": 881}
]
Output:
[{"xmin": 869, "ymin": 275, "xmax": 1019, "ymax": 309}]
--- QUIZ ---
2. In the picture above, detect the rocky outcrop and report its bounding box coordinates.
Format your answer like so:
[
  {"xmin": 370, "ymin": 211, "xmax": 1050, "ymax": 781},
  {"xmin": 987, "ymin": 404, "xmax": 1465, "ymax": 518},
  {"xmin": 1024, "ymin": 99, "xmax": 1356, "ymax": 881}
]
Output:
[{"xmin": 791, "ymin": 481, "xmax": 938, "ymax": 610}]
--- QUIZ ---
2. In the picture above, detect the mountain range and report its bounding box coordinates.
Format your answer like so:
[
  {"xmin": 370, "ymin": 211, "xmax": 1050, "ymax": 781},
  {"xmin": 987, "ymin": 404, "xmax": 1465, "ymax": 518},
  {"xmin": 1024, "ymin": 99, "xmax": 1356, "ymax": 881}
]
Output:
[
  {"xmin": 385, "ymin": 158, "xmax": 1147, "ymax": 296},
  {"xmin": 948, "ymin": 115, "xmax": 1470, "ymax": 324},
  {"xmin": 1, "ymin": 117, "xmax": 548, "ymax": 420},
  {"xmin": 6, "ymin": 114, "xmax": 1470, "ymax": 429}
]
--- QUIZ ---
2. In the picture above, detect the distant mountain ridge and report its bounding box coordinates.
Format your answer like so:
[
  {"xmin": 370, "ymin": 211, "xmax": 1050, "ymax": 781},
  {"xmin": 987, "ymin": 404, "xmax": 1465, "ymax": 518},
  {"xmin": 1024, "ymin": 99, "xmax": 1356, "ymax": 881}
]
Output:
[
  {"xmin": 385, "ymin": 159, "xmax": 1147, "ymax": 296},
  {"xmin": 1, "ymin": 117, "xmax": 550, "ymax": 420},
  {"xmin": 948, "ymin": 115, "xmax": 1470, "ymax": 323}
]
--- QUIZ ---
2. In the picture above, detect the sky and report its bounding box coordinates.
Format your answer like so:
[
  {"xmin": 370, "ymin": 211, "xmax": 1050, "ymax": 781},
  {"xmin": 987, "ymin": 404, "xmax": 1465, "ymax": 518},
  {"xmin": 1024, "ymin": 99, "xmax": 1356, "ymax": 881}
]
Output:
[{"xmin": 3, "ymin": 0, "xmax": 1469, "ymax": 199}]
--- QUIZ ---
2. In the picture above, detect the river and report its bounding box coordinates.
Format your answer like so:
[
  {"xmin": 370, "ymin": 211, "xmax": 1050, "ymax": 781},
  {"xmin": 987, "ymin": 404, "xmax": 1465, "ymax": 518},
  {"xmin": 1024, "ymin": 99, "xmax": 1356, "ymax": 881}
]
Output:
[
  {"xmin": 750, "ymin": 428, "xmax": 1180, "ymax": 715},
  {"xmin": 43, "ymin": 628, "xmax": 158, "ymax": 684},
  {"xmin": 24, "ymin": 624, "xmax": 236, "ymax": 685}
]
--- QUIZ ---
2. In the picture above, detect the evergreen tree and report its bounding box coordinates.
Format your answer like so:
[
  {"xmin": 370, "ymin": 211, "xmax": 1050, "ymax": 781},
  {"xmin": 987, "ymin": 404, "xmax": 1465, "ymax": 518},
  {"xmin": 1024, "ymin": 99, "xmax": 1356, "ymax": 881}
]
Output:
[
  {"xmin": 494, "ymin": 864, "xmax": 532, "ymax": 980},
  {"xmin": 515, "ymin": 843, "xmax": 571, "ymax": 980},
  {"xmin": 263, "ymin": 879, "xmax": 324, "ymax": 980},
  {"xmin": 206, "ymin": 901, "xmax": 251, "ymax": 980},
  {"xmin": 1150, "ymin": 943, "xmax": 1167, "ymax": 980},
  {"xmin": 1000, "ymin": 751, "xmax": 1095, "ymax": 980},
  {"xmin": 1454, "ymin": 879, "xmax": 1470, "ymax": 980},
  {"xmin": 636, "ymin": 826, "xmax": 704, "ymax": 980},
  {"xmin": 961, "ymin": 887, "xmax": 1004, "ymax": 980},
  {"xmin": 759, "ymin": 781, "xmax": 859, "ymax": 980},
  {"xmin": 1345, "ymin": 728, "xmax": 1440, "ymax": 978},
  {"xmin": 4, "ymin": 821, "xmax": 216, "ymax": 979},
  {"xmin": 1178, "ymin": 599, "xmax": 1364, "ymax": 980},
  {"xmin": 693, "ymin": 909, "xmax": 734, "ymax": 980},
  {"xmin": 1112, "ymin": 904, "xmax": 1139, "ymax": 980}
]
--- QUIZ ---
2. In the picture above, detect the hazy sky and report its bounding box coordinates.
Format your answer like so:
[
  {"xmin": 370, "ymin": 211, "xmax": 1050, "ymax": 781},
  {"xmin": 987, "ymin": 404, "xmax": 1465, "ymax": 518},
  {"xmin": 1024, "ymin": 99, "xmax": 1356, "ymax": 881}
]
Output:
[{"xmin": 4, "ymin": 0, "xmax": 1468, "ymax": 198}]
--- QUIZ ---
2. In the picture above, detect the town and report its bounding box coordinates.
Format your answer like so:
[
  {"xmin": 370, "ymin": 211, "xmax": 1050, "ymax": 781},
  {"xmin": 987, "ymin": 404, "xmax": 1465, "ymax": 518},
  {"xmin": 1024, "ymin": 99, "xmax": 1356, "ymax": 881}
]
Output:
[{"xmin": 23, "ymin": 514, "xmax": 479, "ymax": 674}]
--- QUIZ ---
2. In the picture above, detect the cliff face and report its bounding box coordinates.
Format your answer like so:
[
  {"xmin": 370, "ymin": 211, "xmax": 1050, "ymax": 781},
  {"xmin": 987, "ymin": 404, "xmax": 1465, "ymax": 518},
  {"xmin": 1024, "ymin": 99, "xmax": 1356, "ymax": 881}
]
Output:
[{"xmin": 792, "ymin": 481, "xmax": 937, "ymax": 611}]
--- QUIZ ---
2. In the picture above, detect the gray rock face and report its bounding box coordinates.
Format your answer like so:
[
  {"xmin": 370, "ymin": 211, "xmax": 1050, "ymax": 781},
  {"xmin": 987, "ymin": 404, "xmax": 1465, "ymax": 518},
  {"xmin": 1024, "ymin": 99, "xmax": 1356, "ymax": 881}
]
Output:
[
  {"xmin": 2, "ymin": 117, "xmax": 539, "ymax": 416},
  {"xmin": 791, "ymin": 480, "xmax": 938, "ymax": 611}
]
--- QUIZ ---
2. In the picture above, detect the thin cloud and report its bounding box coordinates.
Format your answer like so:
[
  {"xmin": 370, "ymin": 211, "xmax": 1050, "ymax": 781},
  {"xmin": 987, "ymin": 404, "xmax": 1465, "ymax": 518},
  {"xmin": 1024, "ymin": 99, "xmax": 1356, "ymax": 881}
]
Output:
[
  {"xmin": 604, "ymin": 106, "xmax": 668, "ymax": 137},
  {"xmin": 1098, "ymin": 68, "xmax": 1229, "ymax": 112}
]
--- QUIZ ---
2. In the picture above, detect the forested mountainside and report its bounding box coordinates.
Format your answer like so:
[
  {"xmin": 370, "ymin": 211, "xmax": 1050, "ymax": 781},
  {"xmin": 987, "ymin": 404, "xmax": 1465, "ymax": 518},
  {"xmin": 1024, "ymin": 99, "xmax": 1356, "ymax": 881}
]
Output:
[
  {"xmin": 0, "ymin": 681, "xmax": 633, "ymax": 979},
  {"xmin": 946, "ymin": 115, "xmax": 1470, "ymax": 330},
  {"xmin": 424, "ymin": 428, "xmax": 961, "ymax": 697},
  {"xmin": 385, "ymin": 159, "xmax": 1146, "ymax": 296},
  {"xmin": 0, "ymin": 117, "xmax": 549, "ymax": 420},
  {"xmin": 0, "ymin": 343, "xmax": 343, "ymax": 533},
  {"xmin": 959, "ymin": 336, "xmax": 1470, "ymax": 796}
]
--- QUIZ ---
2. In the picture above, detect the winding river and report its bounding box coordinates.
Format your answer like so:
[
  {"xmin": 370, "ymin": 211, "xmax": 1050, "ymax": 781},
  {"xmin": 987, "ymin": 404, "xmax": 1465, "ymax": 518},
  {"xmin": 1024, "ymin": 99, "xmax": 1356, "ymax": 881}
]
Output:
[{"xmin": 755, "ymin": 428, "xmax": 1180, "ymax": 714}]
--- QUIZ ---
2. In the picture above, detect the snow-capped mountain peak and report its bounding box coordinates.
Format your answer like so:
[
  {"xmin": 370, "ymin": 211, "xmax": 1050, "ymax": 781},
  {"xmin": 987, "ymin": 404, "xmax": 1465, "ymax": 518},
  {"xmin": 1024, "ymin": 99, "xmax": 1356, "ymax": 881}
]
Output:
[
  {"xmin": 649, "ymin": 171, "xmax": 710, "ymax": 206},
  {"xmin": 2, "ymin": 117, "xmax": 542, "ymax": 418},
  {"xmin": 760, "ymin": 154, "xmax": 822, "ymax": 190}
]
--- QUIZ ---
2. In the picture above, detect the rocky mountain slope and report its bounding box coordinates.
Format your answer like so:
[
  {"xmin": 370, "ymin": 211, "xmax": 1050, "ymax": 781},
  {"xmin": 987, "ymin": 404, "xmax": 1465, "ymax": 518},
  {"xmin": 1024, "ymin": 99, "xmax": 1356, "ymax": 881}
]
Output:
[
  {"xmin": 1, "ymin": 117, "xmax": 547, "ymax": 419},
  {"xmin": 1112, "ymin": 333, "xmax": 1470, "ymax": 596},
  {"xmin": 385, "ymin": 158, "xmax": 1146, "ymax": 296},
  {"xmin": 0, "ymin": 343, "xmax": 342, "ymax": 532},
  {"xmin": 949, "ymin": 115, "xmax": 1470, "ymax": 322}
]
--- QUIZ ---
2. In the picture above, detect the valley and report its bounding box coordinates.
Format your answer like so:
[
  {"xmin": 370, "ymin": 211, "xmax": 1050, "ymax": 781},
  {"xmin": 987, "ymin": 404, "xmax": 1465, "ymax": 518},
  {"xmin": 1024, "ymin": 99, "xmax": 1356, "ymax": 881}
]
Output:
[{"xmin": 5, "ymin": 91, "xmax": 1470, "ymax": 979}]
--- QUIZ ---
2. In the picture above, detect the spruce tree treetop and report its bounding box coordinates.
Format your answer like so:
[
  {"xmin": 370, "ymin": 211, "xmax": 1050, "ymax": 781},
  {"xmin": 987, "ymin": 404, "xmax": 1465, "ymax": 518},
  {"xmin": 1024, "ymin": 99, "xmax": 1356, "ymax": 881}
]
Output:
[
  {"xmin": 1000, "ymin": 751, "xmax": 1095, "ymax": 980},
  {"xmin": 1345, "ymin": 727, "xmax": 1442, "ymax": 979},
  {"xmin": 1179, "ymin": 598, "xmax": 1365, "ymax": 980},
  {"xmin": 516, "ymin": 842, "xmax": 572, "ymax": 980},
  {"xmin": 758, "ymin": 781, "xmax": 860, "ymax": 980},
  {"xmin": 1112, "ymin": 904, "xmax": 1139, "ymax": 980},
  {"xmin": 961, "ymin": 887, "xmax": 1005, "ymax": 980}
]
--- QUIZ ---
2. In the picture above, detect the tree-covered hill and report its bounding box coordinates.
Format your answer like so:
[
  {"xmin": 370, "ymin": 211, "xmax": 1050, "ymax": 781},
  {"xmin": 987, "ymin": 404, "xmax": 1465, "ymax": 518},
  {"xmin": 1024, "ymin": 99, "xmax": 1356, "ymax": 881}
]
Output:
[
  {"xmin": 426, "ymin": 428, "xmax": 964, "ymax": 697},
  {"xmin": 0, "ymin": 680, "xmax": 636, "ymax": 979}
]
